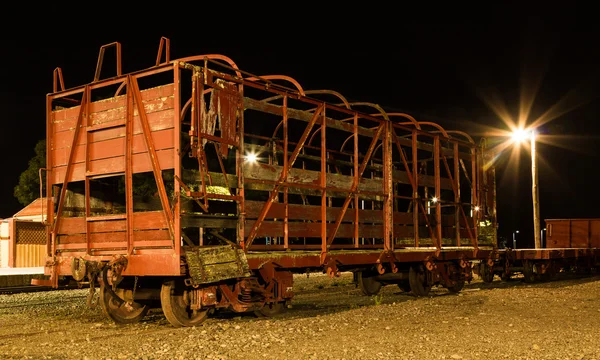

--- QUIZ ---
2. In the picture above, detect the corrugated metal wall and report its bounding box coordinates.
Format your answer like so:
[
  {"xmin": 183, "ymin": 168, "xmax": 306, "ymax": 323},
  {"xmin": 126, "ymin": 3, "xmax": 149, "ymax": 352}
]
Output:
[{"xmin": 15, "ymin": 222, "xmax": 46, "ymax": 267}]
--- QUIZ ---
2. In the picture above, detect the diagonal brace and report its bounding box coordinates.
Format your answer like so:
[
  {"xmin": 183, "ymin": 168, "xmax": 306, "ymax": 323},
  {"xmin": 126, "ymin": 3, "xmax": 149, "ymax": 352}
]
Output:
[
  {"xmin": 441, "ymin": 154, "xmax": 477, "ymax": 247},
  {"xmin": 245, "ymin": 105, "xmax": 325, "ymax": 249},
  {"xmin": 53, "ymin": 87, "xmax": 88, "ymax": 237},
  {"xmin": 130, "ymin": 75, "xmax": 174, "ymax": 240},
  {"xmin": 325, "ymin": 123, "xmax": 385, "ymax": 248}
]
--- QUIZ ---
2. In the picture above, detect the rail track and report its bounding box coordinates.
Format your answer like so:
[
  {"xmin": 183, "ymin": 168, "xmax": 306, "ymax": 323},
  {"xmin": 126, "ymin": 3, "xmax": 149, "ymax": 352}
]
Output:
[{"xmin": 0, "ymin": 283, "xmax": 88, "ymax": 295}]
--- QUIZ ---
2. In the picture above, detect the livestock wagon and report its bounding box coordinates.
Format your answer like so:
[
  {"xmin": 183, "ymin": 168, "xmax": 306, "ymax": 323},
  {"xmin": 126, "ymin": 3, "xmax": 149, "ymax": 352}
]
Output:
[{"xmin": 41, "ymin": 38, "xmax": 498, "ymax": 326}]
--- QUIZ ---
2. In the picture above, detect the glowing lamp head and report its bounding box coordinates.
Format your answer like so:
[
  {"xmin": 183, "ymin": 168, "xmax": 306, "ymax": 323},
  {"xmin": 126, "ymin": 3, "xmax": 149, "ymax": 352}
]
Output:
[
  {"xmin": 245, "ymin": 152, "xmax": 258, "ymax": 164},
  {"xmin": 431, "ymin": 197, "xmax": 438, "ymax": 203},
  {"xmin": 512, "ymin": 128, "xmax": 530, "ymax": 143},
  {"xmin": 474, "ymin": 206, "xmax": 480, "ymax": 212}
]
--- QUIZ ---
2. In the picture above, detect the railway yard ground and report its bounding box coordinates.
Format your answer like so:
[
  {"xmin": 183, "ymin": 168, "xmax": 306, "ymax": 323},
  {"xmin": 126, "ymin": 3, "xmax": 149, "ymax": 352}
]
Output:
[{"xmin": 0, "ymin": 272, "xmax": 599, "ymax": 360}]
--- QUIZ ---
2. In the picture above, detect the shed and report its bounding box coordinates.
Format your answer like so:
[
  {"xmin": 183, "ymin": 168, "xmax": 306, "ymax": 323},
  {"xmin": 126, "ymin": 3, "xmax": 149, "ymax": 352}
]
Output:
[{"xmin": 0, "ymin": 198, "xmax": 48, "ymax": 268}]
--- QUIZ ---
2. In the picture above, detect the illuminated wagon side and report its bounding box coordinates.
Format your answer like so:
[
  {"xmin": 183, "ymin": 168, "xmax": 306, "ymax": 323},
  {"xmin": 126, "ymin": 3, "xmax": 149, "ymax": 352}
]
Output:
[{"xmin": 43, "ymin": 38, "xmax": 497, "ymax": 326}]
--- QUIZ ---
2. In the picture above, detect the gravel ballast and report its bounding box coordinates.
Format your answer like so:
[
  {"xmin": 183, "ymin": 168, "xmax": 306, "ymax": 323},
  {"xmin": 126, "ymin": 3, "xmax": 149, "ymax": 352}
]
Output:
[{"xmin": 0, "ymin": 272, "xmax": 599, "ymax": 360}]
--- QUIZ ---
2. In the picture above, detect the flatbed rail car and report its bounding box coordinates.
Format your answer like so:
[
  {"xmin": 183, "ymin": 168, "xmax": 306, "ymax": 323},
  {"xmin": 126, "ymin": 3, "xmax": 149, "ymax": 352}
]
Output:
[
  {"xmin": 41, "ymin": 38, "xmax": 497, "ymax": 326},
  {"xmin": 479, "ymin": 218, "xmax": 600, "ymax": 283}
]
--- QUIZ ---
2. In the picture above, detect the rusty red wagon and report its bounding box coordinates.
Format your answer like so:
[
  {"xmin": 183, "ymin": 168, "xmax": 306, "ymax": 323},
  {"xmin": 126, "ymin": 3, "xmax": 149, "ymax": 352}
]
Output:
[{"xmin": 41, "ymin": 38, "xmax": 498, "ymax": 326}]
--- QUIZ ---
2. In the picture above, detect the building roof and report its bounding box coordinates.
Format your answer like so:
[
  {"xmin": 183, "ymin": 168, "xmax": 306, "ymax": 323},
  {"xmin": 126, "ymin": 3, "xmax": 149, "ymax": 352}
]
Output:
[{"xmin": 13, "ymin": 198, "xmax": 49, "ymax": 219}]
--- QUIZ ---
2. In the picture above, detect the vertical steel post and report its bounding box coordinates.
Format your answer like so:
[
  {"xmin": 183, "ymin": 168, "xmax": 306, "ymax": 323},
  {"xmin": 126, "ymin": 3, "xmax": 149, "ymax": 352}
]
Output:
[
  {"xmin": 434, "ymin": 136, "xmax": 442, "ymax": 248},
  {"xmin": 283, "ymin": 96, "xmax": 289, "ymax": 249},
  {"xmin": 174, "ymin": 64, "xmax": 182, "ymax": 255},
  {"xmin": 531, "ymin": 131, "xmax": 541, "ymax": 249},
  {"xmin": 353, "ymin": 114, "xmax": 359, "ymax": 248},
  {"xmin": 412, "ymin": 132, "xmax": 419, "ymax": 247},
  {"xmin": 125, "ymin": 78, "xmax": 134, "ymax": 255},
  {"xmin": 321, "ymin": 107, "xmax": 328, "ymax": 256},
  {"xmin": 454, "ymin": 142, "xmax": 461, "ymax": 246},
  {"xmin": 383, "ymin": 122, "xmax": 393, "ymax": 251}
]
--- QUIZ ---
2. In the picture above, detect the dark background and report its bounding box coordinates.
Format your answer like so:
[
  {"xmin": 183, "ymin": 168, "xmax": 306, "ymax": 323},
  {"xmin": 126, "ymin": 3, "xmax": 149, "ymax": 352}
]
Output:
[{"xmin": 1, "ymin": 4, "xmax": 598, "ymax": 247}]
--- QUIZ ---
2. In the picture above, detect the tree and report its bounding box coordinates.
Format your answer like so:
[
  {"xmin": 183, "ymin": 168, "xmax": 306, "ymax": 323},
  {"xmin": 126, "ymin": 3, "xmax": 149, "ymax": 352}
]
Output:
[
  {"xmin": 14, "ymin": 139, "xmax": 171, "ymax": 208},
  {"xmin": 14, "ymin": 139, "xmax": 46, "ymax": 206}
]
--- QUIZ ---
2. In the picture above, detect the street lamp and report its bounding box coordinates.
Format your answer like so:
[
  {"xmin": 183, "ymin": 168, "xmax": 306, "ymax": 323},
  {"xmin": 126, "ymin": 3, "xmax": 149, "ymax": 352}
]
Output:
[
  {"xmin": 513, "ymin": 230, "xmax": 519, "ymax": 249},
  {"xmin": 541, "ymin": 227, "xmax": 546, "ymax": 248},
  {"xmin": 512, "ymin": 128, "xmax": 541, "ymax": 249}
]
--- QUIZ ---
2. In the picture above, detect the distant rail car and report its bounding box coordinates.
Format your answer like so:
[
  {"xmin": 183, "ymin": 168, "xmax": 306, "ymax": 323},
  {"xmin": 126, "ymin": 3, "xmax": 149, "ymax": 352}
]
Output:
[
  {"xmin": 479, "ymin": 219, "xmax": 600, "ymax": 283},
  {"xmin": 38, "ymin": 37, "xmax": 597, "ymax": 327}
]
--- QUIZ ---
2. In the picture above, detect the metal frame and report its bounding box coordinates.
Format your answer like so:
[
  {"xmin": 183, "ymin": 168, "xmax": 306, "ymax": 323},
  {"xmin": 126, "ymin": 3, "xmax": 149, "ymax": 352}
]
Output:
[{"xmin": 43, "ymin": 37, "xmax": 497, "ymax": 284}]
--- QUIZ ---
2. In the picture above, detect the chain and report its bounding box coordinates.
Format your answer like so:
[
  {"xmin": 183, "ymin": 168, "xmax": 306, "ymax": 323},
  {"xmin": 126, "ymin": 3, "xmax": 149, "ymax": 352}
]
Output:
[
  {"xmin": 130, "ymin": 276, "xmax": 138, "ymax": 305},
  {"xmin": 86, "ymin": 272, "xmax": 99, "ymax": 310}
]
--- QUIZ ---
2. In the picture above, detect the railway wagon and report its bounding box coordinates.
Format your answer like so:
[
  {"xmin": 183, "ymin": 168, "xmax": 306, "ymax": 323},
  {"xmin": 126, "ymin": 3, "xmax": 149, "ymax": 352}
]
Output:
[
  {"xmin": 41, "ymin": 38, "xmax": 497, "ymax": 326},
  {"xmin": 545, "ymin": 218, "xmax": 600, "ymax": 249},
  {"xmin": 479, "ymin": 218, "xmax": 600, "ymax": 283}
]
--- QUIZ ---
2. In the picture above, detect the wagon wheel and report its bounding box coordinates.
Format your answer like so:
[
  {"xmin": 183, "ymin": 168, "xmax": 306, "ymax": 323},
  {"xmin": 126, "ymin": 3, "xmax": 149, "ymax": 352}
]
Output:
[
  {"xmin": 161, "ymin": 279, "xmax": 209, "ymax": 327},
  {"xmin": 447, "ymin": 279, "xmax": 465, "ymax": 293},
  {"xmin": 409, "ymin": 265, "xmax": 432, "ymax": 297},
  {"xmin": 445, "ymin": 263, "xmax": 466, "ymax": 294},
  {"xmin": 357, "ymin": 271, "xmax": 382, "ymax": 296},
  {"xmin": 522, "ymin": 261, "xmax": 536, "ymax": 283},
  {"xmin": 537, "ymin": 262, "xmax": 553, "ymax": 282},
  {"xmin": 480, "ymin": 262, "xmax": 495, "ymax": 283},
  {"xmin": 255, "ymin": 302, "xmax": 285, "ymax": 317},
  {"xmin": 99, "ymin": 284, "xmax": 149, "ymax": 324},
  {"xmin": 538, "ymin": 272, "xmax": 551, "ymax": 282},
  {"xmin": 397, "ymin": 280, "xmax": 411, "ymax": 292},
  {"xmin": 575, "ymin": 259, "xmax": 592, "ymax": 276},
  {"xmin": 501, "ymin": 271, "xmax": 512, "ymax": 281}
]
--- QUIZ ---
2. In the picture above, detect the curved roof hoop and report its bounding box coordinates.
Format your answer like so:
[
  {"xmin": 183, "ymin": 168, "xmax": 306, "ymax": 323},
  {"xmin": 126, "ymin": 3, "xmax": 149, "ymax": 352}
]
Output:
[
  {"xmin": 177, "ymin": 54, "xmax": 243, "ymax": 79},
  {"xmin": 246, "ymin": 75, "xmax": 305, "ymax": 96}
]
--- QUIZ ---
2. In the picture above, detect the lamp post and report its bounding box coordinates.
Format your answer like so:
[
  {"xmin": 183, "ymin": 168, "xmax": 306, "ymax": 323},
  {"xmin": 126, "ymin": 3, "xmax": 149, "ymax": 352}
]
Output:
[
  {"xmin": 531, "ymin": 131, "xmax": 541, "ymax": 249},
  {"xmin": 512, "ymin": 128, "xmax": 541, "ymax": 249},
  {"xmin": 513, "ymin": 230, "xmax": 519, "ymax": 249},
  {"xmin": 541, "ymin": 227, "xmax": 546, "ymax": 248}
]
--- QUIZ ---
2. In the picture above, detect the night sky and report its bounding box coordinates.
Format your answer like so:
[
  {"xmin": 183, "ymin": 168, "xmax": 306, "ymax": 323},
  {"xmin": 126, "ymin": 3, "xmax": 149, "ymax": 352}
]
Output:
[{"xmin": 1, "ymin": 5, "xmax": 598, "ymax": 247}]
